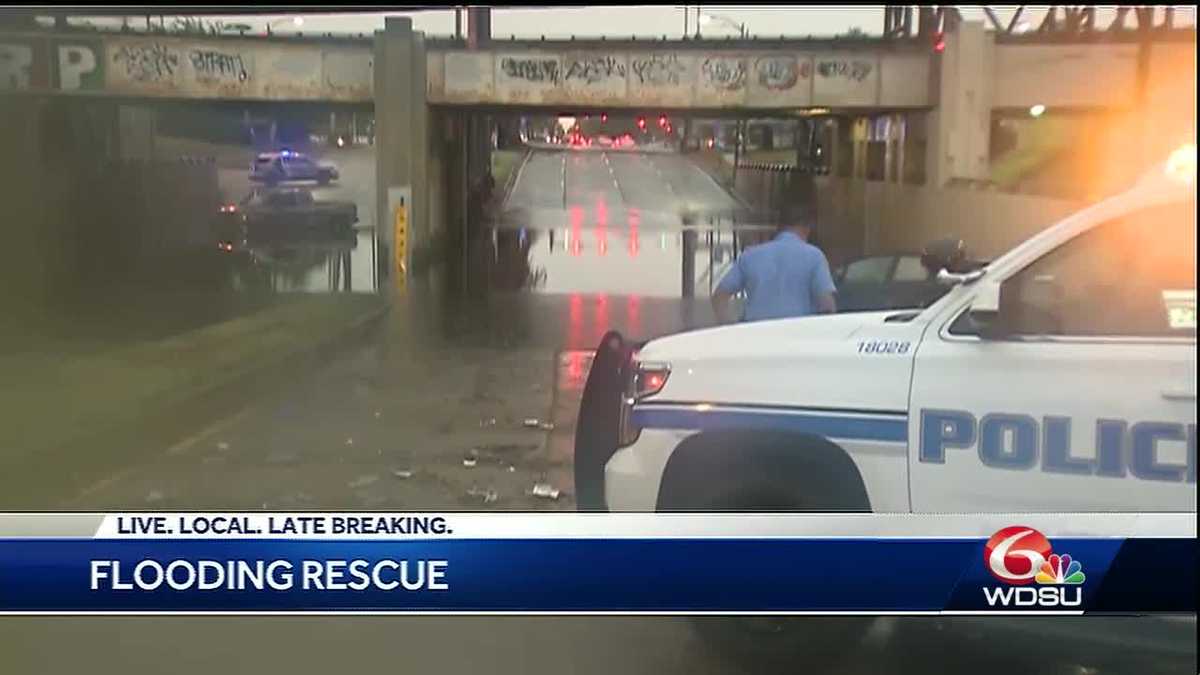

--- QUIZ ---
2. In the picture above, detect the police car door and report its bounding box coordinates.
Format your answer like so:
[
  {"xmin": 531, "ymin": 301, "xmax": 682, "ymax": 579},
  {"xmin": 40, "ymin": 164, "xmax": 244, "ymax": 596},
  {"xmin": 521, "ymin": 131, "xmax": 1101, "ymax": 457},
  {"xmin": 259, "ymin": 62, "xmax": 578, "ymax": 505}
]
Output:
[{"xmin": 909, "ymin": 200, "xmax": 1196, "ymax": 512}]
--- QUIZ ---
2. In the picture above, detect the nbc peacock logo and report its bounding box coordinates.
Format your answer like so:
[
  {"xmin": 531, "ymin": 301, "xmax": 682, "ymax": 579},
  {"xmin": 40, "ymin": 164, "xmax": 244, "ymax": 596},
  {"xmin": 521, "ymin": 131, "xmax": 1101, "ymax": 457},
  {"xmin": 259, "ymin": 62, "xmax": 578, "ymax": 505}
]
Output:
[
  {"xmin": 1035, "ymin": 553, "xmax": 1086, "ymax": 585},
  {"xmin": 982, "ymin": 526, "xmax": 1086, "ymax": 608}
]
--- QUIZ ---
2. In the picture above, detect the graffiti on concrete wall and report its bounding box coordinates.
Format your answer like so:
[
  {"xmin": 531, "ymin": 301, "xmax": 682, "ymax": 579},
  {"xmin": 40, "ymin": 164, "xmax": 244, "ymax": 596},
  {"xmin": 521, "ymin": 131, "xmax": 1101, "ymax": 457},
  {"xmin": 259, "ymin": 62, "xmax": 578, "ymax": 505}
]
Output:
[
  {"xmin": 189, "ymin": 48, "xmax": 249, "ymax": 82},
  {"xmin": 563, "ymin": 55, "xmax": 625, "ymax": 84},
  {"xmin": 500, "ymin": 56, "xmax": 560, "ymax": 84},
  {"xmin": 816, "ymin": 59, "xmax": 873, "ymax": 82},
  {"xmin": 700, "ymin": 57, "xmax": 745, "ymax": 90},
  {"xmin": 630, "ymin": 53, "xmax": 686, "ymax": 86},
  {"xmin": 754, "ymin": 55, "xmax": 809, "ymax": 91},
  {"xmin": 112, "ymin": 42, "xmax": 179, "ymax": 82}
]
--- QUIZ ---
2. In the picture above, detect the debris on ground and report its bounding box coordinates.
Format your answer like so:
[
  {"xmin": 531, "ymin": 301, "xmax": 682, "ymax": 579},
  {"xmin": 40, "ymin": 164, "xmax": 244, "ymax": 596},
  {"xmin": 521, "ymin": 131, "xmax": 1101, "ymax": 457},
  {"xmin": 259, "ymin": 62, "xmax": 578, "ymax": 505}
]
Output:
[
  {"xmin": 528, "ymin": 482, "xmax": 561, "ymax": 500},
  {"xmin": 479, "ymin": 417, "xmax": 497, "ymax": 428},
  {"xmin": 523, "ymin": 418, "xmax": 555, "ymax": 431},
  {"xmin": 392, "ymin": 469, "xmax": 414, "ymax": 479},
  {"xmin": 347, "ymin": 474, "xmax": 379, "ymax": 489},
  {"xmin": 462, "ymin": 457, "xmax": 478, "ymax": 468},
  {"xmin": 345, "ymin": 437, "xmax": 355, "ymax": 446},
  {"xmin": 466, "ymin": 486, "xmax": 499, "ymax": 504},
  {"xmin": 216, "ymin": 441, "xmax": 230, "ymax": 451}
]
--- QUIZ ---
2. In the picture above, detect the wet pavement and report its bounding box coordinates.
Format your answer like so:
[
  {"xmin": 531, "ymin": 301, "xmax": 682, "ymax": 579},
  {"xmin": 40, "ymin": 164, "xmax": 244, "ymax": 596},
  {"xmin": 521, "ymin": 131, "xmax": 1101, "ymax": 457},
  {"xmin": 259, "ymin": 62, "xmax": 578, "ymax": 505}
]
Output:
[{"xmin": 63, "ymin": 148, "xmax": 759, "ymax": 511}]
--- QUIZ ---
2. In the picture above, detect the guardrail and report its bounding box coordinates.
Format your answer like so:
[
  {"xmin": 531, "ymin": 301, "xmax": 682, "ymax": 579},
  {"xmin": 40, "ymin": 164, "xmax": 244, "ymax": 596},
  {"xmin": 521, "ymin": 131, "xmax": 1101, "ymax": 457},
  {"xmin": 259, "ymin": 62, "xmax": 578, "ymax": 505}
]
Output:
[{"xmin": 736, "ymin": 161, "xmax": 830, "ymax": 176}]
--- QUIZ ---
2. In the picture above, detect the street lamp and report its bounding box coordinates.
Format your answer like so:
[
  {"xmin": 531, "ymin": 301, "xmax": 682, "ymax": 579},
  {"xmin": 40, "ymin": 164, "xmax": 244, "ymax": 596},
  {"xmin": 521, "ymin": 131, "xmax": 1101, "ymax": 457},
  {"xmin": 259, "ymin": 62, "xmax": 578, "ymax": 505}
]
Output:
[{"xmin": 698, "ymin": 12, "xmax": 747, "ymax": 39}]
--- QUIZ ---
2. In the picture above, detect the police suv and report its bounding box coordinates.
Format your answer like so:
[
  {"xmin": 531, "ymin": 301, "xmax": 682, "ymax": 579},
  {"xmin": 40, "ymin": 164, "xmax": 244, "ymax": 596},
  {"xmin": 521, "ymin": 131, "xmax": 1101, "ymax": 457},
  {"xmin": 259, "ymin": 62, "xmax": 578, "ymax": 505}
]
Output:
[
  {"xmin": 576, "ymin": 147, "xmax": 1196, "ymax": 516},
  {"xmin": 573, "ymin": 148, "xmax": 1196, "ymax": 665}
]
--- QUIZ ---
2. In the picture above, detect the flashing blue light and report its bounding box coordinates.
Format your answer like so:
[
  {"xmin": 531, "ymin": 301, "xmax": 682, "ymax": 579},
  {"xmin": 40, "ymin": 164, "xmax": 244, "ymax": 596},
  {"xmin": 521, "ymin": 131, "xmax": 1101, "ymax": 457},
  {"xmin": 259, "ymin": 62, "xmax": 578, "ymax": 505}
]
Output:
[{"xmin": 280, "ymin": 149, "xmax": 293, "ymax": 157}]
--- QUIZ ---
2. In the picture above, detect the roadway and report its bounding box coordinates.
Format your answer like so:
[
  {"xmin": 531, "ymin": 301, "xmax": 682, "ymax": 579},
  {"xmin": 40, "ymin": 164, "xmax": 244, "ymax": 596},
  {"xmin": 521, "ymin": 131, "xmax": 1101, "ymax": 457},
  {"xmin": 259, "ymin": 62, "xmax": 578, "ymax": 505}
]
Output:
[
  {"xmin": 493, "ymin": 149, "xmax": 758, "ymax": 299},
  {"xmin": 501, "ymin": 148, "xmax": 741, "ymax": 231}
]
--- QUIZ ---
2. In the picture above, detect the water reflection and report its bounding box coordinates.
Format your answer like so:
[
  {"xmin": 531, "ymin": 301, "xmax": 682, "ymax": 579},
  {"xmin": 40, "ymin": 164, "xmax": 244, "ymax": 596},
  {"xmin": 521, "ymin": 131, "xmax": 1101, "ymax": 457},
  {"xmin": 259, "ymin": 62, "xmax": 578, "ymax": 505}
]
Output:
[
  {"xmin": 222, "ymin": 227, "xmax": 376, "ymax": 296},
  {"xmin": 415, "ymin": 213, "xmax": 774, "ymax": 352},
  {"xmin": 480, "ymin": 221, "xmax": 767, "ymax": 299}
]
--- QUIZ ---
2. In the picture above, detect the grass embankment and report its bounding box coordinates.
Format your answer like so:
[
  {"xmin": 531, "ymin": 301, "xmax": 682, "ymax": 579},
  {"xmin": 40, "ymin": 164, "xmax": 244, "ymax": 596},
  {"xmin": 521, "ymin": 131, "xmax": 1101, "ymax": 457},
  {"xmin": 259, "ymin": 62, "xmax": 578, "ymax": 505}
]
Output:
[
  {"xmin": 491, "ymin": 149, "xmax": 525, "ymax": 193},
  {"xmin": 0, "ymin": 294, "xmax": 386, "ymax": 506}
]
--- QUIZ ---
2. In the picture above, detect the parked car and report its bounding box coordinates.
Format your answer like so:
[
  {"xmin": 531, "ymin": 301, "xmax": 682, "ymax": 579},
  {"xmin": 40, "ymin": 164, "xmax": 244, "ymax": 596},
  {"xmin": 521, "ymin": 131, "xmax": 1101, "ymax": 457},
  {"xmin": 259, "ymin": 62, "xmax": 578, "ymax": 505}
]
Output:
[
  {"xmin": 215, "ymin": 188, "xmax": 357, "ymax": 251},
  {"xmin": 833, "ymin": 245, "xmax": 988, "ymax": 313},
  {"xmin": 249, "ymin": 150, "xmax": 339, "ymax": 186}
]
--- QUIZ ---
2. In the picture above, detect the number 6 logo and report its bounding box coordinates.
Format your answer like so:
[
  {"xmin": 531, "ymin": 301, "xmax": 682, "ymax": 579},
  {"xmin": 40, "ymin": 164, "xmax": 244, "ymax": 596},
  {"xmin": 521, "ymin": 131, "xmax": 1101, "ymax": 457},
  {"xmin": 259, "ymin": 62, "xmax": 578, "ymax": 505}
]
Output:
[{"xmin": 984, "ymin": 526, "xmax": 1053, "ymax": 585}]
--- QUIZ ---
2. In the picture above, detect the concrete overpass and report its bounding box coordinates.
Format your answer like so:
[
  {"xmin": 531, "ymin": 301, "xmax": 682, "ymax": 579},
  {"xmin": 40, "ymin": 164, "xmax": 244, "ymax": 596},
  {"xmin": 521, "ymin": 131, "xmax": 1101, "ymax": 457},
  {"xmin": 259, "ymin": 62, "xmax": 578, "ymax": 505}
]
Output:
[
  {"xmin": 2, "ymin": 27, "xmax": 1194, "ymax": 112},
  {"xmin": 2, "ymin": 21, "xmax": 1195, "ymax": 288}
]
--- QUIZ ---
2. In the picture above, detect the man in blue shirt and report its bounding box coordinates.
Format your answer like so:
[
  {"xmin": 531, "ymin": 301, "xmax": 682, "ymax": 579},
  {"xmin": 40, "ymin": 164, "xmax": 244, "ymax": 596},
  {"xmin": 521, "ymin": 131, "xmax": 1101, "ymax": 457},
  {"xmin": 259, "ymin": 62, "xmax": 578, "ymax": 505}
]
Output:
[{"xmin": 712, "ymin": 218, "xmax": 837, "ymax": 323}]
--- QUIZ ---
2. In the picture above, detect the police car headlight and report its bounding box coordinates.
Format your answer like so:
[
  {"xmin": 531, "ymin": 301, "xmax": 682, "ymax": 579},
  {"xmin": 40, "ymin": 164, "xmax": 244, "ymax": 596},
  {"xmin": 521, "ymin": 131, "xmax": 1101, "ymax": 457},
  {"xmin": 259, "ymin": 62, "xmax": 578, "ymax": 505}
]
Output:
[{"xmin": 618, "ymin": 360, "xmax": 670, "ymax": 447}]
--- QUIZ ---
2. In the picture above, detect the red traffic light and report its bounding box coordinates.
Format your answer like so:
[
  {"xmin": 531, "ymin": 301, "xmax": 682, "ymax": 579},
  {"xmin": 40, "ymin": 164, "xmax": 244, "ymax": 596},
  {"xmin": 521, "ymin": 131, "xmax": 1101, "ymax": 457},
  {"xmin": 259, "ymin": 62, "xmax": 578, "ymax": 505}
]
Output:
[
  {"xmin": 658, "ymin": 114, "xmax": 668, "ymax": 128},
  {"xmin": 636, "ymin": 116, "xmax": 646, "ymax": 130},
  {"xmin": 933, "ymin": 32, "xmax": 946, "ymax": 53},
  {"xmin": 600, "ymin": 113, "xmax": 608, "ymax": 123}
]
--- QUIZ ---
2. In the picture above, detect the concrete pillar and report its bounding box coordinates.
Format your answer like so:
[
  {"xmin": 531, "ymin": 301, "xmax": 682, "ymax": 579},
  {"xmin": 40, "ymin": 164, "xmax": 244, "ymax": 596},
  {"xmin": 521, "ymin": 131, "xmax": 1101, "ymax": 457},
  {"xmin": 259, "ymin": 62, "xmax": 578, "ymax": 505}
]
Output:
[
  {"xmin": 681, "ymin": 230, "xmax": 696, "ymax": 298},
  {"xmin": 926, "ymin": 21, "xmax": 993, "ymax": 187},
  {"xmin": 467, "ymin": 7, "xmax": 491, "ymax": 49},
  {"xmin": 374, "ymin": 17, "xmax": 429, "ymax": 289}
]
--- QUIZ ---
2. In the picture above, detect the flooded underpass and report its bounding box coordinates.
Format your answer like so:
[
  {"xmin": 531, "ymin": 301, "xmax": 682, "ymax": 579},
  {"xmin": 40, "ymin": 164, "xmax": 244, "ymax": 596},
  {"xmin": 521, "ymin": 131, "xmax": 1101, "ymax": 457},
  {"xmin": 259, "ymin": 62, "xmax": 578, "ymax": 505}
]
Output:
[
  {"xmin": 5, "ymin": 136, "xmax": 1192, "ymax": 675},
  {"xmin": 63, "ymin": 146, "xmax": 775, "ymax": 513}
]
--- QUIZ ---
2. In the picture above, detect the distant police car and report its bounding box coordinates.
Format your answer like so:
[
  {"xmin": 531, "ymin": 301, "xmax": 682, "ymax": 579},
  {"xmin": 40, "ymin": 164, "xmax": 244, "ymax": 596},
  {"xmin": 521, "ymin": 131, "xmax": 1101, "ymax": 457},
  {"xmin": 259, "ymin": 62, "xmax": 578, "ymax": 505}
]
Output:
[
  {"xmin": 250, "ymin": 150, "xmax": 339, "ymax": 185},
  {"xmin": 577, "ymin": 146, "xmax": 1196, "ymax": 515}
]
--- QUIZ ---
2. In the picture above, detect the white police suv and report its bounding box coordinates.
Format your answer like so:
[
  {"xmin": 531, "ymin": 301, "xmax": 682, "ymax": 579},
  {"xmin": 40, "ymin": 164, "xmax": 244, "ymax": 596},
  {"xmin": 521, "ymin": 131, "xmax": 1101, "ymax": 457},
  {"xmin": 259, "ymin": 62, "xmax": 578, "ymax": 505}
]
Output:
[{"xmin": 575, "ymin": 146, "xmax": 1196, "ymax": 516}]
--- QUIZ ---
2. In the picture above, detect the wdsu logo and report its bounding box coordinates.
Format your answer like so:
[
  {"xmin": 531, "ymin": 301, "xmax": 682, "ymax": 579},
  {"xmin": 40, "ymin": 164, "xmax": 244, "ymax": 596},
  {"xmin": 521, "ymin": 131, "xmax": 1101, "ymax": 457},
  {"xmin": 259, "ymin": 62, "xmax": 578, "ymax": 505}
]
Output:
[{"xmin": 982, "ymin": 526, "xmax": 1086, "ymax": 608}]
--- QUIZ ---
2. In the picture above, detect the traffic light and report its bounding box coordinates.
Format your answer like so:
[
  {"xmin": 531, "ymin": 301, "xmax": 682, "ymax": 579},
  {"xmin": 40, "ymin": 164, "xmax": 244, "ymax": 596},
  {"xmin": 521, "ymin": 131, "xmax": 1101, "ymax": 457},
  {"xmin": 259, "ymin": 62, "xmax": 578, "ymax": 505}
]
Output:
[
  {"xmin": 658, "ymin": 114, "xmax": 668, "ymax": 128},
  {"xmin": 933, "ymin": 32, "xmax": 946, "ymax": 53},
  {"xmin": 600, "ymin": 113, "xmax": 608, "ymax": 123},
  {"xmin": 637, "ymin": 116, "xmax": 646, "ymax": 131}
]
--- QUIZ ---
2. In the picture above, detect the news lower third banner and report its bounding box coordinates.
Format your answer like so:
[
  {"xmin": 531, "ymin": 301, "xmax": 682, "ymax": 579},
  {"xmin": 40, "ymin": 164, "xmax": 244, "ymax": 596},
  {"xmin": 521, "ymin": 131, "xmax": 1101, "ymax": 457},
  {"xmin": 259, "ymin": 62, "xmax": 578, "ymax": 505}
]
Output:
[{"xmin": 0, "ymin": 513, "xmax": 1194, "ymax": 615}]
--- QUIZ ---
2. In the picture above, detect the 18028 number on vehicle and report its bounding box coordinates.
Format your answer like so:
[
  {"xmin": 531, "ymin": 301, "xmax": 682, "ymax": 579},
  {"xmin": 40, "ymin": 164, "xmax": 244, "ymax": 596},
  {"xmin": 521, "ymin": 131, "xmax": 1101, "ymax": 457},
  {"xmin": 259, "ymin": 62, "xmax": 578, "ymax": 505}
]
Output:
[{"xmin": 856, "ymin": 340, "xmax": 911, "ymax": 355}]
